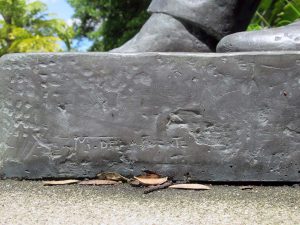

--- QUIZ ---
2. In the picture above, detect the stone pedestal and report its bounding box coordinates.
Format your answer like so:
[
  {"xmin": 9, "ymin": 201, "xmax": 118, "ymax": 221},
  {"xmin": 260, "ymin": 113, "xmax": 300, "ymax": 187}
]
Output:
[{"xmin": 0, "ymin": 52, "xmax": 299, "ymax": 181}]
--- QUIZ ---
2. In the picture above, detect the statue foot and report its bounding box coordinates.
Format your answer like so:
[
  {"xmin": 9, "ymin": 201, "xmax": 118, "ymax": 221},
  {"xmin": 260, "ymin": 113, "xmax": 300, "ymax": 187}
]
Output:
[
  {"xmin": 217, "ymin": 21, "xmax": 300, "ymax": 52},
  {"xmin": 110, "ymin": 13, "xmax": 211, "ymax": 53}
]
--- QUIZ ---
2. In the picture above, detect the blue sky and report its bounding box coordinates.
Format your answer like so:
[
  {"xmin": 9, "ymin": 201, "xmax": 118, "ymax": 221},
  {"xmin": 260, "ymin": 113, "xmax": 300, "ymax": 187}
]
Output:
[
  {"xmin": 40, "ymin": 0, "xmax": 92, "ymax": 51},
  {"xmin": 40, "ymin": 0, "xmax": 74, "ymax": 21}
]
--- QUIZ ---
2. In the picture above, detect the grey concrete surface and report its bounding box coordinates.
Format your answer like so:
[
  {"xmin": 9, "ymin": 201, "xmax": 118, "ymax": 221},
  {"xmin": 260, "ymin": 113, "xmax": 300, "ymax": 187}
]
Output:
[
  {"xmin": 0, "ymin": 180, "xmax": 299, "ymax": 225},
  {"xmin": 0, "ymin": 52, "xmax": 300, "ymax": 181}
]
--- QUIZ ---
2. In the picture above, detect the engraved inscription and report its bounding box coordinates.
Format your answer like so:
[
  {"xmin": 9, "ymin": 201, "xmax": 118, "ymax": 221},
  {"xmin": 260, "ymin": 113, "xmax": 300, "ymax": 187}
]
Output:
[
  {"xmin": 172, "ymin": 137, "xmax": 188, "ymax": 148},
  {"xmin": 52, "ymin": 135, "xmax": 189, "ymax": 159},
  {"xmin": 141, "ymin": 136, "xmax": 188, "ymax": 149},
  {"xmin": 74, "ymin": 136, "xmax": 122, "ymax": 152},
  {"xmin": 73, "ymin": 136, "xmax": 188, "ymax": 150}
]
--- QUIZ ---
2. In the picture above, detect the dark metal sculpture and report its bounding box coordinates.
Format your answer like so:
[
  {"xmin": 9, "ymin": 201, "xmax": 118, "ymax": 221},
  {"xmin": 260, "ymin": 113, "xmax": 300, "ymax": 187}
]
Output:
[
  {"xmin": 217, "ymin": 20, "xmax": 300, "ymax": 52},
  {"xmin": 112, "ymin": 0, "xmax": 300, "ymax": 52}
]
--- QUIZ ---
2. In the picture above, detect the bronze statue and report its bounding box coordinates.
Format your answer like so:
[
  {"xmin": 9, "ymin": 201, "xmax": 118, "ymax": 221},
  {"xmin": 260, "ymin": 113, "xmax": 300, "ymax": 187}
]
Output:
[{"xmin": 112, "ymin": 0, "xmax": 300, "ymax": 52}]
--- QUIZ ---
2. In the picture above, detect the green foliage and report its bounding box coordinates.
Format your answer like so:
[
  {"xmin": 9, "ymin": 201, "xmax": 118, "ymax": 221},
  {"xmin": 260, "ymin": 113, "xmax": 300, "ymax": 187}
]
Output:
[
  {"xmin": 0, "ymin": 0, "xmax": 74, "ymax": 56},
  {"xmin": 248, "ymin": 0, "xmax": 300, "ymax": 30},
  {"xmin": 67, "ymin": 0, "xmax": 150, "ymax": 51}
]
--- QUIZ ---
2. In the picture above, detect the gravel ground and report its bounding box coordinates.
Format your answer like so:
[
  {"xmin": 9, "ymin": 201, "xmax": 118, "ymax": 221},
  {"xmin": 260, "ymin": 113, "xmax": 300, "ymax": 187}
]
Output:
[{"xmin": 0, "ymin": 180, "xmax": 299, "ymax": 225}]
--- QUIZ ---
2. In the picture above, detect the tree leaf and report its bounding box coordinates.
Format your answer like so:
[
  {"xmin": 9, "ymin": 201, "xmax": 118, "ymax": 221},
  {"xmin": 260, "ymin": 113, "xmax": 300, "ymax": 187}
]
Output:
[
  {"xmin": 43, "ymin": 179, "xmax": 79, "ymax": 186},
  {"xmin": 129, "ymin": 179, "xmax": 141, "ymax": 187},
  {"xmin": 134, "ymin": 176, "xmax": 168, "ymax": 186},
  {"xmin": 139, "ymin": 170, "xmax": 161, "ymax": 179},
  {"xmin": 97, "ymin": 172, "xmax": 129, "ymax": 182},
  {"xmin": 79, "ymin": 179, "xmax": 119, "ymax": 185},
  {"xmin": 0, "ymin": 0, "xmax": 74, "ymax": 56},
  {"xmin": 67, "ymin": 0, "xmax": 151, "ymax": 51},
  {"xmin": 169, "ymin": 184, "xmax": 211, "ymax": 190}
]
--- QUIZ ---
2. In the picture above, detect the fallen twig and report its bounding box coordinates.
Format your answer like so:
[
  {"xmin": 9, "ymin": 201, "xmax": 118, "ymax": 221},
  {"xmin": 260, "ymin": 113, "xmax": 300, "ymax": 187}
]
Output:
[
  {"xmin": 144, "ymin": 181, "xmax": 173, "ymax": 194},
  {"xmin": 240, "ymin": 186, "xmax": 253, "ymax": 190},
  {"xmin": 79, "ymin": 179, "xmax": 119, "ymax": 185},
  {"xmin": 43, "ymin": 179, "xmax": 79, "ymax": 186},
  {"xmin": 169, "ymin": 183, "xmax": 211, "ymax": 190}
]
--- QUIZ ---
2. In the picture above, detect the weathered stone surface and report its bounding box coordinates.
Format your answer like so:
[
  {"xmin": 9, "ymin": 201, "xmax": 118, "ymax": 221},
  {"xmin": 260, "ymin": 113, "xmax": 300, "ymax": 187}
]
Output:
[{"xmin": 0, "ymin": 52, "xmax": 299, "ymax": 181}]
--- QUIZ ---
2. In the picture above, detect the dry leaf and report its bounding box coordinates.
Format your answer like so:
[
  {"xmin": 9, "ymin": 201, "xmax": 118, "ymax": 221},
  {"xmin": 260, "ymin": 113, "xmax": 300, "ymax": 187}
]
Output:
[
  {"xmin": 141, "ymin": 170, "xmax": 161, "ymax": 179},
  {"xmin": 169, "ymin": 183, "xmax": 211, "ymax": 190},
  {"xmin": 79, "ymin": 179, "xmax": 119, "ymax": 185},
  {"xmin": 43, "ymin": 180, "xmax": 79, "ymax": 186},
  {"xmin": 97, "ymin": 172, "xmax": 129, "ymax": 182},
  {"xmin": 129, "ymin": 179, "xmax": 141, "ymax": 187},
  {"xmin": 137, "ymin": 174, "xmax": 160, "ymax": 179},
  {"xmin": 134, "ymin": 176, "xmax": 168, "ymax": 186}
]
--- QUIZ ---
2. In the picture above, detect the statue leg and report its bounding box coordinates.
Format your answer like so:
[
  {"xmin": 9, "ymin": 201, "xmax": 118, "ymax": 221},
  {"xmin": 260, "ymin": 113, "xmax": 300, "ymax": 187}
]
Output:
[
  {"xmin": 111, "ymin": 13, "xmax": 211, "ymax": 53},
  {"xmin": 217, "ymin": 20, "xmax": 300, "ymax": 52},
  {"xmin": 111, "ymin": 0, "xmax": 260, "ymax": 52}
]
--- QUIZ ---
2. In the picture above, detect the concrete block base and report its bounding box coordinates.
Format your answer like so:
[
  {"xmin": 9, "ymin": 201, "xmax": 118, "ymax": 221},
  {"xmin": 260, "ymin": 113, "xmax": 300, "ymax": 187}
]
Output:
[{"xmin": 0, "ymin": 52, "xmax": 299, "ymax": 181}]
